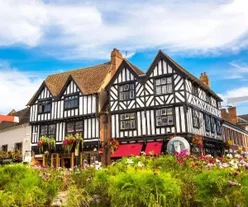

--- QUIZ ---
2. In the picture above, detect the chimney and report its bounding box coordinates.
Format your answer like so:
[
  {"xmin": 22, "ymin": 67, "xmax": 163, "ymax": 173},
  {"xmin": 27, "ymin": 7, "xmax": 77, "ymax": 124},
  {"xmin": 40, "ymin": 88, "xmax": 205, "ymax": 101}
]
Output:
[
  {"xmin": 220, "ymin": 108, "xmax": 228, "ymax": 121},
  {"xmin": 110, "ymin": 48, "xmax": 123, "ymax": 75},
  {"xmin": 200, "ymin": 72, "xmax": 210, "ymax": 87},
  {"xmin": 228, "ymin": 106, "xmax": 238, "ymax": 125}
]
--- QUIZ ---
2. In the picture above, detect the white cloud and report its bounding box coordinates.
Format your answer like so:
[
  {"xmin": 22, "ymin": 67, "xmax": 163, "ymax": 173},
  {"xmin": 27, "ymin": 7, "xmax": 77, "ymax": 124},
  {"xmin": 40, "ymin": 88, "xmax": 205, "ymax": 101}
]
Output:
[
  {"xmin": 0, "ymin": 61, "xmax": 43, "ymax": 114},
  {"xmin": 0, "ymin": 0, "xmax": 248, "ymax": 59}
]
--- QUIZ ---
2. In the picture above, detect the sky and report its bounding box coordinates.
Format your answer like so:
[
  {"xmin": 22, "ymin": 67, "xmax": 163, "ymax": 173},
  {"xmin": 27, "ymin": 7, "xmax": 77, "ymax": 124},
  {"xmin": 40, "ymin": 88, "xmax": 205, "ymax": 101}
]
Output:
[{"xmin": 0, "ymin": 0, "xmax": 248, "ymax": 115}]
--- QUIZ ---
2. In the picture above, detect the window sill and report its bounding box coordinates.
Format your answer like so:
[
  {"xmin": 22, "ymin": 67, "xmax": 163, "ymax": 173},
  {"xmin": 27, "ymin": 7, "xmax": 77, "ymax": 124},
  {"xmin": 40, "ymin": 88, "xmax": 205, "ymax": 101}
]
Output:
[
  {"xmin": 38, "ymin": 112, "xmax": 51, "ymax": 115},
  {"xmin": 64, "ymin": 107, "xmax": 79, "ymax": 111}
]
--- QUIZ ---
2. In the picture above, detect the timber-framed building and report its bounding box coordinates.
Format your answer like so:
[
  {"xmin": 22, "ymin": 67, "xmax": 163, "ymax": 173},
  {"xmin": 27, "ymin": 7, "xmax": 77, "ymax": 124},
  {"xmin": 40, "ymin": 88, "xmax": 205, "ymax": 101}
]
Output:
[{"xmin": 106, "ymin": 50, "xmax": 223, "ymax": 157}]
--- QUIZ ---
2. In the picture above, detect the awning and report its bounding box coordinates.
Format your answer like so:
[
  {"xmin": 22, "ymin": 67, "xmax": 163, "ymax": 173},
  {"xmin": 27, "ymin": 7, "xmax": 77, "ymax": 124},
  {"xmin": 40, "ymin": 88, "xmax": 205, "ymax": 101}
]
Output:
[
  {"xmin": 111, "ymin": 143, "xmax": 143, "ymax": 158},
  {"xmin": 145, "ymin": 142, "xmax": 163, "ymax": 155}
]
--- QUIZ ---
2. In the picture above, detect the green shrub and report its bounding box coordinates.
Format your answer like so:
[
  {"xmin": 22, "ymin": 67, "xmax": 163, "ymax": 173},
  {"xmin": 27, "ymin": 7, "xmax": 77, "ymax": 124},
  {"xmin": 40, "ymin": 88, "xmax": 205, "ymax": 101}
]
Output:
[
  {"xmin": 108, "ymin": 167, "xmax": 181, "ymax": 207},
  {"xmin": 193, "ymin": 169, "xmax": 248, "ymax": 207},
  {"xmin": 0, "ymin": 164, "xmax": 60, "ymax": 207}
]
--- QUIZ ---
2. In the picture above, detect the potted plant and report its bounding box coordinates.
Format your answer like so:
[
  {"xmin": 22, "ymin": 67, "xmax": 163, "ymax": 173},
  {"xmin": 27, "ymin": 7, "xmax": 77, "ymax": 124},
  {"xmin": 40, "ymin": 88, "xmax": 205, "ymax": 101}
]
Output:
[{"xmin": 37, "ymin": 136, "xmax": 56, "ymax": 153}]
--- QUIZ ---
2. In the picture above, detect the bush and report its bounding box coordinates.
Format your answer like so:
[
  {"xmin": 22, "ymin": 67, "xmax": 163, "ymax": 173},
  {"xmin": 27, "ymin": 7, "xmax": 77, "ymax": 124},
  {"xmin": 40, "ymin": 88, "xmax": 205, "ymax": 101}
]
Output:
[
  {"xmin": 108, "ymin": 167, "xmax": 181, "ymax": 207},
  {"xmin": 0, "ymin": 164, "xmax": 61, "ymax": 207}
]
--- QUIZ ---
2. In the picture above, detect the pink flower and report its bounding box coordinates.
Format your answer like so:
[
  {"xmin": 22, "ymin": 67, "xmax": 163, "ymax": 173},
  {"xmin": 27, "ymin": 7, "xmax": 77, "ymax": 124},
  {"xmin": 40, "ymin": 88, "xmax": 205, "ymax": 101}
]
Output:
[
  {"xmin": 63, "ymin": 140, "xmax": 68, "ymax": 145},
  {"xmin": 228, "ymin": 180, "xmax": 241, "ymax": 186}
]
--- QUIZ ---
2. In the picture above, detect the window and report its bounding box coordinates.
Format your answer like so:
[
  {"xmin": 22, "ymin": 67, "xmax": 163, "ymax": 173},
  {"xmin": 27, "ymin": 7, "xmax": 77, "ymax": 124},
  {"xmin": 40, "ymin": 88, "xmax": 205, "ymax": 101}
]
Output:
[
  {"xmin": 192, "ymin": 84, "xmax": 198, "ymax": 96},
  {"xmin": 38, "ymin": 99, "xmax": 52, "ymax": 113},
  {"xmin": 120, "ymin": 113, "xmax": 136, "ymax": 130},
  {"xmin": 66, "ymin": 121, "xmax": 83, "ymax": 136},
  {"xmin": 155, "ymin": 77, "xmax": 172, "ymax": 95},
  {"xmin": 156, "ymin": 108, "xmax": 174, "ymax": 126},
  {"xmin": 192, "ymin": 109, "xmax": 200, "ymax": 128},
  {"xmin": 210, "ymin": 117, "xmax": 215, "ymax": 133},
  {"xmin": 64, "ymin": 95, "xmax": 78, "ymax": 109},
  {"xmin": 40, "ymin": 124, "xmax": 56, "ymax": 138},
  {"xmin": 205, "ymin": 114, "xmax": 211, "ymax": 132},
  {"xmin": 15, "ymin": 142, "xmax": 22, "ymax": 151},
  {"xmin": 206, "ymin": 95, "xmax": 211, "ymax": 104},
  {"xmin": 2, "ymin": 145, "xmax": 7, "ymax": 152},
  {"xmin": 119, "ymin": 83, "xmax": 135, "ymax": 100},
  {"xmin": 216, "ymin": 119, "xmax": 222, "ymax": 135}
]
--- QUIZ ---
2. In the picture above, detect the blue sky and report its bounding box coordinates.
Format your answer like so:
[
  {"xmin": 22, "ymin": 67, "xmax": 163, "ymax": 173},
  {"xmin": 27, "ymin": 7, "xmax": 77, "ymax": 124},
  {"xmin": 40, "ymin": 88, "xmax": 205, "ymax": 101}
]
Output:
[{"xmin": 0, "ymin": 0, "xmax": 248, "ymax": 115}]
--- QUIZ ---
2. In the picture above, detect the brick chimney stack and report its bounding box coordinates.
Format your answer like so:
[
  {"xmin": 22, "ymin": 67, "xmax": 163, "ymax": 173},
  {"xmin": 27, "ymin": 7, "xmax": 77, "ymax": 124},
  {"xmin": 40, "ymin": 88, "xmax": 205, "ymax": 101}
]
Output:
[
  {"xmin": 228, "ymin": 106, "xmax": 238, "ymax": 125},
  {"xmin": 200, "ymin": 72, "xmax": 210, "ymax": 87},
  {"xmin": 220, "ymin": 108, "xmax": 228, "ymax": 121},
  {"xmin": 111, "ymin": 48, "xmax": 123, "ymax": 75}
]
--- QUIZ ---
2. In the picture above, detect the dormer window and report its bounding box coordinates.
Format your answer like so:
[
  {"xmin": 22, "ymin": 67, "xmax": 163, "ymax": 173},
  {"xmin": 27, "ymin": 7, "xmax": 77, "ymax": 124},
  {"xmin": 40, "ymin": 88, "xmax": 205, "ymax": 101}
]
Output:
[
  {"xmin": 192, "ymin": 84, "xmax": 198, "ymax": 97},
  {"xmin": 38, "ymin": 99, "xmax": 52, "ymax": 114},
  {"xmin": 119, "ymin": 83, "xmax": 135, "ymax": 100},
  {"xmin": 64, "ymin": 95, "xmax": 78, "ymax": 110},
  {"xmin": 155, "ymin": 77, "xmax": 172, "ymax": 95}
]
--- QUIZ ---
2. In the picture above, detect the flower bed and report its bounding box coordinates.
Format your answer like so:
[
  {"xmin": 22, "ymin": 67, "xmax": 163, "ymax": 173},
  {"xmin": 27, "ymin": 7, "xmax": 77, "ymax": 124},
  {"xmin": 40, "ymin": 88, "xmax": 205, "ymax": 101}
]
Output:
[{"xmin": 1, "ymin": 152, "xmax": 248, "ymax": 207}]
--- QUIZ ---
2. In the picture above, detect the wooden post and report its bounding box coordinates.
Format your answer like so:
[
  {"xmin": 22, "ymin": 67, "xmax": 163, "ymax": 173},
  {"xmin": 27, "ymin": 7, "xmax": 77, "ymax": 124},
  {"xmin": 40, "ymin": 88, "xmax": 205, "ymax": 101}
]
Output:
[
  {"xmin": 80, "ymin": 152, "xmax": 83, "ymax": 168},
  {"xmin": 51, "ymin": 154, "xmax": 54, "ymax": 168},
  {"xmin": 56, "ymin": 154, "xmax": 60, "ymax": 168},
  {"xmin": 42, "ymin": 154, "xmax": 46, "ymax": 166},
  {"xmin": 61, "ymin": 157, "xmax": 65, "ymax": 168},
  {"xmin": 71, "ymin": 152, "xmax": 75, "ymax": 169}
]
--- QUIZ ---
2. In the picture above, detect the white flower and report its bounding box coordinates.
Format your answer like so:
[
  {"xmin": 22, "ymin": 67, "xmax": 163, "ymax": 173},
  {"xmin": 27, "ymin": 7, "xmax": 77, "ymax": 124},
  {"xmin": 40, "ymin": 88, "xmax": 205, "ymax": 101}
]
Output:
[
  {"xmin": 137, "ymin": 161, "xmax": 144, "ymax": 167},
  {"xmin": 226, "ymin": 154, "xmax": 233, "ymax": 159},
  {"xmin": 234, "ymin": 154, "xmax": 241, "ymax": 158},
  {"xmin": 206, "ymin": 154, "xmax": 213, "ymax": 158},
  {"xmin": 222, "ymin": 163, "xmax": 230, "ymax": 168},
  {"xmin": 126, "ymin": 158, "xmax": 134, "ymax": 164}
]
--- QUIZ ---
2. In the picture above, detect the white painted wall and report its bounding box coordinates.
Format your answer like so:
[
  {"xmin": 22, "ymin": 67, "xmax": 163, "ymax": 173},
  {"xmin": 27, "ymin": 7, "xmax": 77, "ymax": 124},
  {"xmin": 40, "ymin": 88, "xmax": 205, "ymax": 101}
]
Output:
[{"xmin": 0, "ymin": 124, "xmax": 31, "ymax": 162}]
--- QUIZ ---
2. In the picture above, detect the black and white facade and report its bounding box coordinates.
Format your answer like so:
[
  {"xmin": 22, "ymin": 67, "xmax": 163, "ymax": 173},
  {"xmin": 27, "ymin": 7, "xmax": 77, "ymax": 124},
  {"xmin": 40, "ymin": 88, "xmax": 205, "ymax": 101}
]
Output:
[
  {"xmin": 107, "ymin": 51, "xmax": 223, "ymax": 155},
  {"xmin": 29, "ymin": 77, "xmax": 100, "ymax": 153}
]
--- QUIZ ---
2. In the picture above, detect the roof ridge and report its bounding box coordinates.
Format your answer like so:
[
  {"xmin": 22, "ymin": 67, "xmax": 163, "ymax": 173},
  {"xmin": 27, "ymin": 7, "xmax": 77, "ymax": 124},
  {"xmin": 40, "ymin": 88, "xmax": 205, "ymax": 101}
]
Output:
[{"xmin": 47, "ymin": 61, "xmax": 111, "ymax": 77}]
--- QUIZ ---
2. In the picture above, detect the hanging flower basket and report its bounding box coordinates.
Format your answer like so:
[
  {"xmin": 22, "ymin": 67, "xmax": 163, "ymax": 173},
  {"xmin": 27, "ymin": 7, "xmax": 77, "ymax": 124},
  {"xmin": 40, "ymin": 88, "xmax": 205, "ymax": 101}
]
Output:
[
  {"xmin": 109, "ymin": 138, "xmax": 120, "ymax": 154},
  {"xmin": 37, "ymin": 136, "xmax": 56, "ymax": 153},
  {"xmin": 63, "ymin": 133, "xmax": 84, "ymax": 153},
  {"xmin": 192, "ymin": 134, "xmax": 204, "ymax": 149}
]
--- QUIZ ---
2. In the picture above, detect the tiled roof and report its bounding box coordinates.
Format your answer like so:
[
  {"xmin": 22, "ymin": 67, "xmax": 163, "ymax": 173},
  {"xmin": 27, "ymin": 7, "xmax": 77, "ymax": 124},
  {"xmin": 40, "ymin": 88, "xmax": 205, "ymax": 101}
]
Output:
[
  {"xmin": 28, "ymin": 62, "xmax": 112, "ymax": 105},
  {"xmin": 46, "ymin": 62, "xmax": 112, "ymax": 96},
  {"xmin": 238, "ymin": 115, "xmax": 248, "ymax": 123},
  {"xmin": 0, "ymin": 108, "xmax": 30, "ymax": 131},
  {"xmin": 159, "ymin": 51, "xmax": 222, "ymax": 101}
]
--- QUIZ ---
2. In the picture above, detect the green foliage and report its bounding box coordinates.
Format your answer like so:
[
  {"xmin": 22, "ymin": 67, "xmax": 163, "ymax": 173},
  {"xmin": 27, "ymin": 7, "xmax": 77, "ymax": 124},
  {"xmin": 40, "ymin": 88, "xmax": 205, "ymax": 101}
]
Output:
[
  {"xmin": 67, "ymin": 185, "xmax": 92, "ymax": 207},
  {"xmin": 108, "ymin": 167, "xmax": 181, "ymax": 207},
  {"xmin": 193, "ymin": 169, "xmax": 248, "ymax": 207},
  {"xmin": 0, "ymin": 164, "xmax": 61, "ymax": 207}
]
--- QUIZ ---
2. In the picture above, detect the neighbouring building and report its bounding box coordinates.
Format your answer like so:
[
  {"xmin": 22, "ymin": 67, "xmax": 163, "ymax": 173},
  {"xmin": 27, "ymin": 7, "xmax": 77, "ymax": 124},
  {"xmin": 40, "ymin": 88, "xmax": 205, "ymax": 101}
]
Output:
[
  {"xmin": 106, "ymin": 50, "xmax": 223, "ymax": 158},
  {"xmin": 221, "ymin": 107, "xmax": 248, "ymax": 154},
  {"xmin": 0, "ymin": 108, "xmax": 31, "ymax": 162}
]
